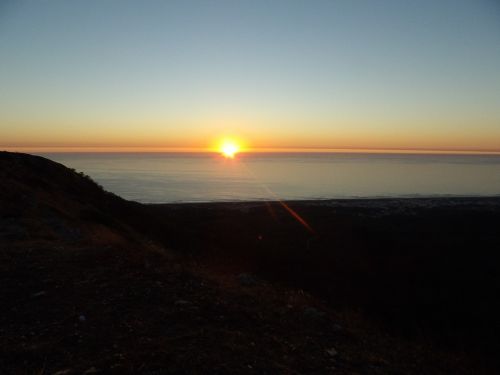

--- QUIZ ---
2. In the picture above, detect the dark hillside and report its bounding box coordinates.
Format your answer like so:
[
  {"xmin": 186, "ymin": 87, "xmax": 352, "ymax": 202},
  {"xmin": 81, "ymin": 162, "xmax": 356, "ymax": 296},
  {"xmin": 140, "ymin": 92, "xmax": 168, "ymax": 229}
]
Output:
[
  {"xmin": 1, "ymin": 152, "xmax": 498, "ymax": 374},
  {"xmin": 147, "ymin": 199, "xmax": 500, "ymax": 352},
  {"xmin": 0, "ymin": 151, "xmax": 140, "ymax": 245}
]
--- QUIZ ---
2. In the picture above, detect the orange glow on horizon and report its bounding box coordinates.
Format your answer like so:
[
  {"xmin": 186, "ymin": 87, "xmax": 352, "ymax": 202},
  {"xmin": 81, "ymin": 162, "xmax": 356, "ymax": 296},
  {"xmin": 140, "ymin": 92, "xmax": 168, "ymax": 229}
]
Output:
[
  {"xmin": 1, "ymin": 145, "xmax": 500, "ymax": 155},
  {"xmin": 212, "ymin": 137, "xmax": 247, "ymax": 157},
  {"xmin": 3, "ymin": 118, "xmax": 500, "ymax": 155}
]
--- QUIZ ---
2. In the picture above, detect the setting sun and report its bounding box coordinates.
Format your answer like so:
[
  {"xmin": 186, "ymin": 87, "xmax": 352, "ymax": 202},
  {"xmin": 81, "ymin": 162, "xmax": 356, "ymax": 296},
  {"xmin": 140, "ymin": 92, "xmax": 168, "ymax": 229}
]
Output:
[{"xmin": 220, "ymin": 140, "xmax": 240, "ymax": 158}]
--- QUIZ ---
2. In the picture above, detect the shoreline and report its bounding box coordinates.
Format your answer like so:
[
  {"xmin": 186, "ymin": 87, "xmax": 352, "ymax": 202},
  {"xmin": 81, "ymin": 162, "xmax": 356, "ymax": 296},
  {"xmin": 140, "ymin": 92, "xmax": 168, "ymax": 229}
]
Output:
[{"xmin": 148, "ymin": 195, "xmax": 500, "ymax": 206}]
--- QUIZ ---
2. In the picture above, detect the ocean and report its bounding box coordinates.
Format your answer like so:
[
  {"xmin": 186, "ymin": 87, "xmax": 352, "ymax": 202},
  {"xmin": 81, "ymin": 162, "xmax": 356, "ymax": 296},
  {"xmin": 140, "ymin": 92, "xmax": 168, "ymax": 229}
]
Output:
[{"xmin": 41, "ymin": 152, "xmax": 500, "ymax": 203}]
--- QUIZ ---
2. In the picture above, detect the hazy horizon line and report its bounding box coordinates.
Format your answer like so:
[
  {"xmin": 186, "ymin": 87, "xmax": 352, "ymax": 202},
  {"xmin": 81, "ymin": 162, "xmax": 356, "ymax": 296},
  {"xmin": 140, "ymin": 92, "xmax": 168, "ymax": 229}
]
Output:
[{"xmin": 2, "ymin": 146, "xmax": 500, "ymax": 156}]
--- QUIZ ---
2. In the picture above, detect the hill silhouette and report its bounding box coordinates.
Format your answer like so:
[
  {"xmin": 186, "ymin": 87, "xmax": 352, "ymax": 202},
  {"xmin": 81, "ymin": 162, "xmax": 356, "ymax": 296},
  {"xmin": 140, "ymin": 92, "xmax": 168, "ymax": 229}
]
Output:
[{"xmin": 1, "ymin": 151, "xmax": 499, "ymax": 374}]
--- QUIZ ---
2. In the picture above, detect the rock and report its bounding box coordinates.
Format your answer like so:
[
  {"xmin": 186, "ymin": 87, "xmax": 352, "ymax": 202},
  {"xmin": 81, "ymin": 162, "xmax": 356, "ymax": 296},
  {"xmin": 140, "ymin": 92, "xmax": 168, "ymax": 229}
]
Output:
[
  {"xmin": 303, "ymin": 307, "xmax": 326, "ymax": 320},
  {"xmin": 83, "ymin": 367, "xmax": 98, "ymax": 374},
  {"xmin": 0, "ymin": 221, "xmax": 28, "ymax": 240},
  {"xmin": 78, "ymin": 314, "xmax": 86, "ymax": 322},
  {"xmin": 237, "ymin": 273, "xmax": 258, "ymax": 286},
  {"xmin": 32, "ymin": 291, "xmax": 46, "ymax": 297},
  {"xmin": 174, "ymin": 300, "xmax": 191, "ymax": 306},
  {"xmin": 326, "ymin": 347, "xmax": 338, "ymax": 357},
  {"xmin": 332, "ymin": 323, "xmax": 343, "ymax": 332},
  {"xmin": 53, "ymin": 370, "xmax": 72, "ymax": 375}
]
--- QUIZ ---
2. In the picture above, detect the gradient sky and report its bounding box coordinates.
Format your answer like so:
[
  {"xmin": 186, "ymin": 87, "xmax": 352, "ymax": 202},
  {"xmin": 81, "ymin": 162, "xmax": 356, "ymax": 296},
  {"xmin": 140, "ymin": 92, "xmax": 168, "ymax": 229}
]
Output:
[{"xmin": 1, "ymin": 0, "xmax": 499, "ymax": 152}]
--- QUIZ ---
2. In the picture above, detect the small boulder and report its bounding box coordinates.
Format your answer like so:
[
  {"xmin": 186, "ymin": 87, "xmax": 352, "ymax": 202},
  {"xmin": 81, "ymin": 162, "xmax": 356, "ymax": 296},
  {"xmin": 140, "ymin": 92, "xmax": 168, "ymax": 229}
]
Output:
[
  {"xmin": 332, "ymin": 323, "xmax": 343, "ymax": 332},
  {"xmin": 53, "ymin": 370, "xmax": 72, "ymax": 375},
  {"xmin": 237, "ymin": 273, "xmax": 258, "ymax": 286},
  {"xmin": 326, "ymin": 347, "xmax": 338, "ymax": 357},
  {"xmin": 303, "ymin": 307, "xmax": 326, "ymax": 320}
]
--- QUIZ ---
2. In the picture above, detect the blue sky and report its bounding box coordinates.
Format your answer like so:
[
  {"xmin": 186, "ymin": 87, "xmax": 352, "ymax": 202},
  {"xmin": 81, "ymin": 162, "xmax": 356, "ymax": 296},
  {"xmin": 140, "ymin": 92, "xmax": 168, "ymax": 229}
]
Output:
[{"xmin": 1, "ymin": 0, "xmax": 499, "ymax": 151}]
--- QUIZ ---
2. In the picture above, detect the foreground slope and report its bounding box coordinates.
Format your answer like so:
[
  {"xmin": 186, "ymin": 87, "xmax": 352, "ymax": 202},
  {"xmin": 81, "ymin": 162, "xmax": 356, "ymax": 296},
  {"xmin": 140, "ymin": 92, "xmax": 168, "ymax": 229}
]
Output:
[{"xmin": 0, "ymin": 152, "xmax": 498, "ymax": 374}]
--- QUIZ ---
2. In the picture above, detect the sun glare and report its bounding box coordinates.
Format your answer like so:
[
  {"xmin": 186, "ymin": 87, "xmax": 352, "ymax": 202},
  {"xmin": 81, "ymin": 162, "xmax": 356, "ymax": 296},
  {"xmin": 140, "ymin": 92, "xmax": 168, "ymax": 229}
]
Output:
[{"xmin": 220, "ymin": 140, "xmax": 240, "ymax": 158}]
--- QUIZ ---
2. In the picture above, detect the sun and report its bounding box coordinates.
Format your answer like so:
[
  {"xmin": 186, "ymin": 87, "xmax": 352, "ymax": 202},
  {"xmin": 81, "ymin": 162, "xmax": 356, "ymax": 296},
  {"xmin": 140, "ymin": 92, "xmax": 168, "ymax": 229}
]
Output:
[{"xmin": 220, "ymin": 140, "xmax": 240, "ymax": 158}]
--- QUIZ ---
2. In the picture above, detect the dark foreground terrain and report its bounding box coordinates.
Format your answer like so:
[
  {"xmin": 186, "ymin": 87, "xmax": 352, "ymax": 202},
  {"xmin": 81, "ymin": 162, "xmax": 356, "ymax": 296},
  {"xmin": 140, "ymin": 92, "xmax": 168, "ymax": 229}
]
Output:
[{"xmin": 1, "ymin": 151, "xmax": 500, "ymax": 374}]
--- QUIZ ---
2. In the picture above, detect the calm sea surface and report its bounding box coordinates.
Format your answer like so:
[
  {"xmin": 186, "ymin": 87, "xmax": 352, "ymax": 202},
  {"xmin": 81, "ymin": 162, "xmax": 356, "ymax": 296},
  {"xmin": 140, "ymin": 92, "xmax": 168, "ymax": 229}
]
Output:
[{"xmin": 41, "ymin": 153, "xmax": 500, "ymax": 203}]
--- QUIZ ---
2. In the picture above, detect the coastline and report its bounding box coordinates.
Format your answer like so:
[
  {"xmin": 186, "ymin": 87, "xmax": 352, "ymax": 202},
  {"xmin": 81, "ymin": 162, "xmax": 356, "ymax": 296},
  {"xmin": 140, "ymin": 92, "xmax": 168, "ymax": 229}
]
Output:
[{"xmin": 148, "ymin": 195, "xmax": 500, "ymax": 207}]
